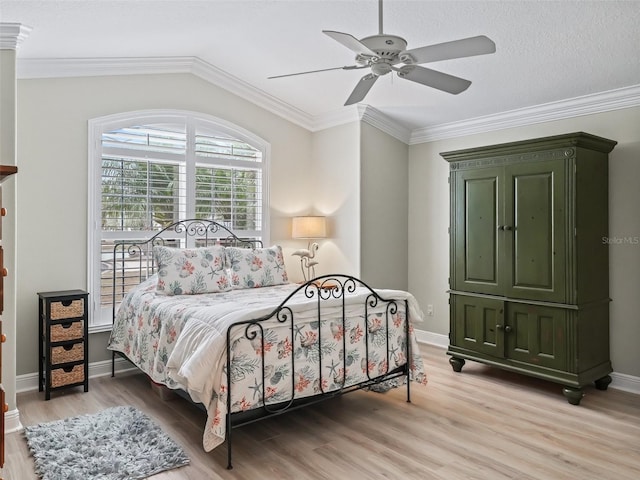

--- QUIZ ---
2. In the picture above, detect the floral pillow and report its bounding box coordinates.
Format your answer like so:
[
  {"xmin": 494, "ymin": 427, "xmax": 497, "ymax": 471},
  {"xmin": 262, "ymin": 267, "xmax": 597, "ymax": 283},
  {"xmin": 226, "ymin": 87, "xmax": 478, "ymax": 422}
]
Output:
[
  {"xmin": 153, "ymin": 245, "xmax": 230, "ymax": 295},
  {"xmin": 226, "ymin": 245, "xmax": 289, "ymax": 289}
]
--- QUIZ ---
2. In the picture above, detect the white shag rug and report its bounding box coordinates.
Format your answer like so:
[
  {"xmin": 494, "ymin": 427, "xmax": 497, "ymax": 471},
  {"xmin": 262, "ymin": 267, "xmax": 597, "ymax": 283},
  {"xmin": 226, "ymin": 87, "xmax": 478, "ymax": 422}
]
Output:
[{"xmin": 24, "ymin": 405, "xmax": 190, "ymax": 480}]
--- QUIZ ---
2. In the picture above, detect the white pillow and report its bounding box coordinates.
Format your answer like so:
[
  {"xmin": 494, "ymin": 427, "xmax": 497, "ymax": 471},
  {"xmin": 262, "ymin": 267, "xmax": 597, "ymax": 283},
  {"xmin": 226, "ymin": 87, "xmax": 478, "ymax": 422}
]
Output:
[
  {"xmin": 226, "ymin": 245, "xmax": 289, "ymax": 289},
  {"xmin": 153, "ymin": 245, "xmax": 231, "ymax": 295}
]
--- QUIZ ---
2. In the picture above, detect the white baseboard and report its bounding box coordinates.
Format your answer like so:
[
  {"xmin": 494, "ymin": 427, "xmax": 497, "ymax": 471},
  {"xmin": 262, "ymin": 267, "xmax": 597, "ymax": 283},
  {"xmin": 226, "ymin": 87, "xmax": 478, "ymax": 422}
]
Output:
[
  {"xmin": 609, "ymin": 371, "xmax": 640, "ymax": 395},
  {"xmin": 415, "ymin": 329, "xmax": 448, "ymax": 348},
  {"xmin": 15, "ymin": 356, "xmax": 136, "ymax": 394},
  {"xmin": 414, "ymin": 329, "xmax": 640, "ymax": 395},
  {"xmin": 8, "ymin": 357, "xmax": 136, "ymax": 433},
  {"xmin": 5, "ymin": 408, "xmax": 22, "ymax": 434},
  {"xmin": 10, "ymin": 335, "xmax": 639, "ymax": 431}
]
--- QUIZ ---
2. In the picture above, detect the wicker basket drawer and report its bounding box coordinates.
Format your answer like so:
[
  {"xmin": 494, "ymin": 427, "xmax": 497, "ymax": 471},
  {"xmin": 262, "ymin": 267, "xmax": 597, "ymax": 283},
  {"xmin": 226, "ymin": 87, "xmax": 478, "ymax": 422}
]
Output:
[
  {"xmin": 50, "ymin": 321, "xmax": 84, "ymax": 342},
  {"xmin": 50, "ymin": 299, "xmax": 84, "ymax": 320},
  {"xmin": 51, "ymin": 343, "xmax": 84, "ymax": 365},
  {"xmin": 51, "ymin": 364, "xmax": 85, "ymax": 388}
]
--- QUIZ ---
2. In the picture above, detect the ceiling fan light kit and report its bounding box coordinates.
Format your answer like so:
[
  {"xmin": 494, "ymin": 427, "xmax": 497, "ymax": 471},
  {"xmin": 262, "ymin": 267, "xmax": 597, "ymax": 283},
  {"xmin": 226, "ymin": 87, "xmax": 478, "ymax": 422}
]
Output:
[{"xmin": 268, "ymin": 0, "xmax": 496, "ymax": 106}]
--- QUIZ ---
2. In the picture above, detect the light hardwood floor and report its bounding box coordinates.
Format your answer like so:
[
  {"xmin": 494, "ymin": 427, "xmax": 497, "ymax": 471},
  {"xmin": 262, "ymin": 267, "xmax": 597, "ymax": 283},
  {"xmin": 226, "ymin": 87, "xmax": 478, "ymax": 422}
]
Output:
[{"xmin": 5, "ymin": 343, "xmax": 640, "ymax": 480}]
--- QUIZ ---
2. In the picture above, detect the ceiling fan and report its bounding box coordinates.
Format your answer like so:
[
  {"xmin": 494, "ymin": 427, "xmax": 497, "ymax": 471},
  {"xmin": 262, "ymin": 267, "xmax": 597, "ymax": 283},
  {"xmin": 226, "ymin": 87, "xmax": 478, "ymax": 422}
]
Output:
[{"xmin": 268, "ymin": 0, "xmax": 496, "ymax": 106}]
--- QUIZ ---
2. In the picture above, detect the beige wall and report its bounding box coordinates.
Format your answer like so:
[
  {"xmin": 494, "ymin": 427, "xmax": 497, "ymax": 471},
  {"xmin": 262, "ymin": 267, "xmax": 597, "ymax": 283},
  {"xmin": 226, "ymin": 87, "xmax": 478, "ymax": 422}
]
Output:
[
  {"xmin": 408, "ymin": 106, "xmax": 640, "ymax": 377},
  {"xmin": 360, "ymin": 122, "xmax": 409, "ymax": 290},
  {"xmin": 15, "ymin": 73, "xmax": 318, "ymax": 375},
  {"xmin": 310, "ymin": 122, "xmax": 361, "ymax": 278}
]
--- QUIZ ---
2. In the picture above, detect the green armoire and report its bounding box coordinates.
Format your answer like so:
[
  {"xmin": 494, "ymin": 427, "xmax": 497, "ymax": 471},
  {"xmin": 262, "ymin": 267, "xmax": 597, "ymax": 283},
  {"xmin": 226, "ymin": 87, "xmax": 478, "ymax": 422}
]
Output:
[{"xmin": 441, "ymin": 132, "xmax": 616, "ymax": 405}]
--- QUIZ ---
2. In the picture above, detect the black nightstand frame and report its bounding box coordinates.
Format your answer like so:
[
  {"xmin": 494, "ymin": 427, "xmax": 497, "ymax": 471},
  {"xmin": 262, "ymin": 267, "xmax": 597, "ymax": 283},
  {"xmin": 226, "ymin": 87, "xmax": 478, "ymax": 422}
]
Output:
[{"xmin": 38, "ymin": 290, "xmax": 89, "ymax": 400}]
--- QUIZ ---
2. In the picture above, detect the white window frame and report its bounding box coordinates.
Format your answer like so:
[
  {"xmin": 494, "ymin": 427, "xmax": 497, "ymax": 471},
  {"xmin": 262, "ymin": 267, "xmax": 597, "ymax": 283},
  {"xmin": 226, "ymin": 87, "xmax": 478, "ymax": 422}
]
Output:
[{"xmin": 88, "ymin": 109, "xmax": 271, "ymax": 332}]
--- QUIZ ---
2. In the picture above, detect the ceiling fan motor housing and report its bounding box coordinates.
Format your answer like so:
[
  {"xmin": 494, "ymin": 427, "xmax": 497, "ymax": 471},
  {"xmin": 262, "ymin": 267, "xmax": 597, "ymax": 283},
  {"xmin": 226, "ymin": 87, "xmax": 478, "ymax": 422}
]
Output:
[{"xmin": 359, "ymin": 34, "xmax": 408, "ymax": 61}]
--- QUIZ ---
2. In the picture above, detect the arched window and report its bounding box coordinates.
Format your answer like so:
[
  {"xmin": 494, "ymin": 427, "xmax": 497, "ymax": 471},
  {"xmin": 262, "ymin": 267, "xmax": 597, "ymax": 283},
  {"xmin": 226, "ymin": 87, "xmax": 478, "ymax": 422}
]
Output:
[{"xmin": 88, "ymin": 110, "xmax": 270, "ymax": 329}]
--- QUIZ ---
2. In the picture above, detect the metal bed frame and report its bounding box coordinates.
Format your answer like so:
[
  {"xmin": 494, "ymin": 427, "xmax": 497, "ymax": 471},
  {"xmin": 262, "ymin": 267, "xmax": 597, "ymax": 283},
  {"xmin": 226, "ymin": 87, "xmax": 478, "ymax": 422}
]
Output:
[{"xmin": 109, "ymin": 219, "xmax": 412, "ymax": 469}]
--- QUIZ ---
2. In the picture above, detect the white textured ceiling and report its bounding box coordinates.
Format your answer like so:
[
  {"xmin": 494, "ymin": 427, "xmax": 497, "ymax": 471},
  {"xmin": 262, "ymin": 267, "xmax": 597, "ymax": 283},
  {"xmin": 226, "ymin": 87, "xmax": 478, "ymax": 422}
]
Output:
[{"xmin": 2, "ymin": 0, "xmax": 640, "ymax": 133}]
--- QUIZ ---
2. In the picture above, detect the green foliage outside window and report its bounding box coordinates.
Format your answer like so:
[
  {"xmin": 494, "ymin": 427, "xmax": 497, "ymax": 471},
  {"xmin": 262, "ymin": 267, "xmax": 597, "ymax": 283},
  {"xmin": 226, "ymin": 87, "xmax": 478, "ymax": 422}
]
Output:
[{"xmin": 100, "ymin": 125, "xmax": 262, "ymax": 233}]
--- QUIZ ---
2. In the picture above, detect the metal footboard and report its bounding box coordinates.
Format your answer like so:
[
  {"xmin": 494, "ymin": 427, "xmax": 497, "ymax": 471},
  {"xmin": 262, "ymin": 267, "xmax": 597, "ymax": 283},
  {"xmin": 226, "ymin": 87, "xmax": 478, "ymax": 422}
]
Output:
[{"xmin": 224, "ymin": 274, "xmax": 412, "ymax": 469}]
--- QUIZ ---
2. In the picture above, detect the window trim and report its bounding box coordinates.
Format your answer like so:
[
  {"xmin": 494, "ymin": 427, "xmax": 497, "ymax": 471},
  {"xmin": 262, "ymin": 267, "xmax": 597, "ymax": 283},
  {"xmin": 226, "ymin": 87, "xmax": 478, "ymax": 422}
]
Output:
[{"xmin": 87, "ymin": 109, "xmax": 271, "ymax": 332}]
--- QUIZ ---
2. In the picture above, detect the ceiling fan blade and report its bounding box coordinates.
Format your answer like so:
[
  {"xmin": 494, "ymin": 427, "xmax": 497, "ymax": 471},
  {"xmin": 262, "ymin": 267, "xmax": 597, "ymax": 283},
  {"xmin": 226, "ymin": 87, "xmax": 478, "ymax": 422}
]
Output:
[
  {"xmin": 400, "ymin": 35, "xmax": 496, "ymax": 64},
  {"xmin": 396, "ymin": 65, "xmax": 471, "ymax": 94},
  {"xmin": 268, "ymin": 65, "xmax": 365, "ymax": 79},
  {"xmin": 344, "ymin": 74, "xmax": 379, "ymax": 105},
  {"xmin": 323, "ymin": 30, "xmax": 378, "ymax": 57}
]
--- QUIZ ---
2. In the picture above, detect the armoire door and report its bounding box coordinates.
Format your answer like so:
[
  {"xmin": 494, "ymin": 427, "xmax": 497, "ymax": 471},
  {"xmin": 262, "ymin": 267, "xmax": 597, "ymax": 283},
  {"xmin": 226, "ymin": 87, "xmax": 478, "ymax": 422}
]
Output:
[
  {"xmin": 502, "ymin": 160, "xmax": 567, "ymax": 303},
  {"xmin": 451, "ymin": 167, "xmax": 504, "ymax": 296},
  {"xmin": 450, "ymin": 295, "xmax": 505, "ymax": 358},
  {"xmin": 505, "ymin": 302, "xmax": 568, "ymax": 372}
]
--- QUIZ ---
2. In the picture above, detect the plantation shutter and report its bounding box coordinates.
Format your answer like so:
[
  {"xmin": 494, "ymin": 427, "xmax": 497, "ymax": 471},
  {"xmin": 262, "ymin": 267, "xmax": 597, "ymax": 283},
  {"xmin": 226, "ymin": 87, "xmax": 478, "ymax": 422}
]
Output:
[
  {"xmin": 101, "ymin": 126, "xmax": 187, "ymax": 231},
  {"xmin": 194, "ymin": 133, "xmax": 263, "ymax": 233},
  {"xmin": 94, "ymin": 119, "xmax": 266, "ymax": 323}
]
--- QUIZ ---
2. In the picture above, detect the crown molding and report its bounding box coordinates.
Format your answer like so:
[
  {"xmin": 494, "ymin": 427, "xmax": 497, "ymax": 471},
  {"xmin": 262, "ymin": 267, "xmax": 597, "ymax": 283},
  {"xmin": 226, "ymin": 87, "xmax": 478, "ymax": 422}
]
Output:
[
  {"xmin": 312, "ymin": 105, "xmax": 360, "ymax": 131},
  {"xmin": 0, "ymin": 22, "xmax": 32, "ymax": 50},
  {"xmin": 14, "ymin": 55, "xmax": 409, "ymax": 139},
  {"xmin": 17, "ymin": 55, "xmax": 322, "ymax": 131},
  {"xmin": 410, "ymin": 84, "xmax": 640, "ymax": 144},
  {"xmin": 16, "ymin": 56, "xmax": 193, "ymax": 78},
  {"xmin": 188, "ymin": 57, "xmax": 316, "ymax": 131},
  {"xmin": 358, "ymin": 105, "xmax": 412, "ymax": 144},
  {"xmin": 14, "ymin": 56, "xmax": 640, "ymax": 144}
]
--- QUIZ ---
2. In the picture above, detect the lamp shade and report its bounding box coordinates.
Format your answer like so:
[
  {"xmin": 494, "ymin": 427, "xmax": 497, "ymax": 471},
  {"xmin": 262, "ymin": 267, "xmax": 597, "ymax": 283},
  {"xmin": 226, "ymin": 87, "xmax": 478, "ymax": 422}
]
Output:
[{"xmin": 292, "ymin": 216, "xmax": 327, "ymax": 239}]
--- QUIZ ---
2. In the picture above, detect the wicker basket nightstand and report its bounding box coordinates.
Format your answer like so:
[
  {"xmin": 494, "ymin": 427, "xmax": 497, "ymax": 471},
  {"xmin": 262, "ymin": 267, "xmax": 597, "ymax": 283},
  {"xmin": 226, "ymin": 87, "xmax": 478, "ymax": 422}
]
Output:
[{"xmin": 38, "ymin": 290, "xmax": 89, "ymax": 400}]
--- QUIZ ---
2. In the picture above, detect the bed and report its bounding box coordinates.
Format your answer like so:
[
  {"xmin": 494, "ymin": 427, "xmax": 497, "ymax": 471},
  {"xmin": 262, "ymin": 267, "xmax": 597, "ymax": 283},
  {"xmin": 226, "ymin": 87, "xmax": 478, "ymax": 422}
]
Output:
[{"xmin": 106, "ymin": 219, "xmax": 427, "ymax": 469}]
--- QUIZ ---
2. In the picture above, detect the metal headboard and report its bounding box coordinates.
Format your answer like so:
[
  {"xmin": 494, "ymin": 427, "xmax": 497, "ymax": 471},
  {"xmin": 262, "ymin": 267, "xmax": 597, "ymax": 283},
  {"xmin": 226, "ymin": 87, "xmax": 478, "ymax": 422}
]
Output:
[{"xmin": 110, "ymin": 219, "xmax": 263, "ymax": 322}]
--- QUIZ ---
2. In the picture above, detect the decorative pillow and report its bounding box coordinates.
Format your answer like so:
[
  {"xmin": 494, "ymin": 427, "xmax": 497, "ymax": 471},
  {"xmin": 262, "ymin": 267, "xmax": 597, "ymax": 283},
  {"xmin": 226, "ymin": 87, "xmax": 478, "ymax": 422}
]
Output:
[
  {"xmin": 153, "ymin": 245, "xmax": 230, "ymax": 295},
  {"xmin": 226, "ymin": 245, "xmax": 289, "ymax": 289}
]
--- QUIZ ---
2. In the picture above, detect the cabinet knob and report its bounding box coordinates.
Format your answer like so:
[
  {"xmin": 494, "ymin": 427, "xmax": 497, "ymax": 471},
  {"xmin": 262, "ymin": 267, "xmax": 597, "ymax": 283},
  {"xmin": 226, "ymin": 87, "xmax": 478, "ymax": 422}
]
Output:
[
  {"xmin": 504, "ymin": 225, "xmax": 513, "ymax": 231},
  {"xmin": 0, "ymin": 207, "xmax": 6, "ymax": 216},
  {"xmin": 497, "ymin": 225, "xmax": 504, "ymax": 231},
  {"xmin": 504, "ymin": 325, "xmax": 513, "ymax": 333},
  {"xmin": 2, "ymin": 403, "xmax": 7, "ymax": 413},
  {"xmin": 0, "ymin": 333, "xmax": 5, "ymax": 343},
  {"xmin": 1, "ymin": 267, "xmax": 7, "ymax": 277}
]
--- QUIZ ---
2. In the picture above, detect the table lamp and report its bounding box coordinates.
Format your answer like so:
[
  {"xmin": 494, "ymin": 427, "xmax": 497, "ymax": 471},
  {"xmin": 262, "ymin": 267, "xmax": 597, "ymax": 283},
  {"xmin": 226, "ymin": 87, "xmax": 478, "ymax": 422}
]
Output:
[{"xmin": 291, "ymin": 216, "xmax": 327, "ymax": 281}]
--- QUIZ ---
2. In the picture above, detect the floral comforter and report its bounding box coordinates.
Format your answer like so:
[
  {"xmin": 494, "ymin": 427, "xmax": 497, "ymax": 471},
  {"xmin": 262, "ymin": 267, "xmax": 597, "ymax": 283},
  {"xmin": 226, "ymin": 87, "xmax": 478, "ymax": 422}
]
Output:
[{"xmin": 108, "ymin": 276, "xmax": 427, "ymax": 451}]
